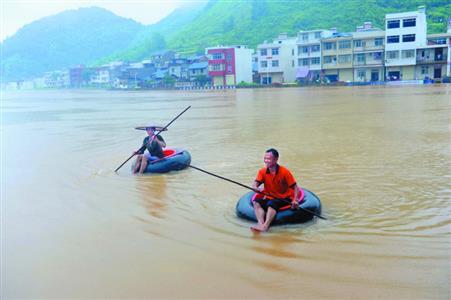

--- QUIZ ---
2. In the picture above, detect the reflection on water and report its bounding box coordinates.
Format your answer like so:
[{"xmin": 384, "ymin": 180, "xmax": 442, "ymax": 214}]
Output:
[
  {"xmin": 135, "ymin": 175, "xmax": 168, "ymax": 219},
  {"xmin": 2, "ymin": 86, "xmax": 450, "ymax": 298}
]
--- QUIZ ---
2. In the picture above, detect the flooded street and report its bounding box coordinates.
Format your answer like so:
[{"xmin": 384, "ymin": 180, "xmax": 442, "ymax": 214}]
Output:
[{"xmin": 2, "ymin": 85, "xmax": 450, "ymax": 299}]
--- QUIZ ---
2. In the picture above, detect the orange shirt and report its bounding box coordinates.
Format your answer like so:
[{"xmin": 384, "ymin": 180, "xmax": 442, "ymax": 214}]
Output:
[{"xmin": 255, "ymin": 164, "xmax": 297, "ymax": 200}]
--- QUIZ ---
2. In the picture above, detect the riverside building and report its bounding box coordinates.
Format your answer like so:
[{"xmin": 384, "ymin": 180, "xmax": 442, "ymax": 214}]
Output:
[
  {"xmin": 256, "ymin": 33, "xmax": 297, "ymax": 84},
  {"xmin": 206, "ymin": 45, "xmax": 253, "ymax": 87},
  {"xmin": 296, "ymin": 29, "xmax": 334, "ymax": 82}
]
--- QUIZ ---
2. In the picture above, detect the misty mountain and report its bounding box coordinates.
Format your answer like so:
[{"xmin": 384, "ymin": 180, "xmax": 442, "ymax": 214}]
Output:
[{"xmin": 1, "ymin": 6, "xmax": 145, "ymax": 81}]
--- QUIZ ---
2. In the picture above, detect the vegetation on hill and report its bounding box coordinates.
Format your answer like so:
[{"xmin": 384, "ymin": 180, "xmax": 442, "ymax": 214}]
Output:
[
  {"xmin": 2, "ymin": 0, "xmax": 449, "ymax": 80},
  {"xmin": 164, "ymin": 0, "xmax": 450, "ymax": 54}
]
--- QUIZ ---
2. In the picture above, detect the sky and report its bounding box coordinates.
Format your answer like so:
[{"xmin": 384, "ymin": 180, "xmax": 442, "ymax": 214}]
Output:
[{"xmin": 1, "ymin": 0, "xmax": 206, "ymax": 41}]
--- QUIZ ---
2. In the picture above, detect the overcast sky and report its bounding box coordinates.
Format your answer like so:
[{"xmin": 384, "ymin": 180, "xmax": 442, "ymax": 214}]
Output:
[{"xmin": 1, "ymin": 0, "xmax": 206, "ymax": 41}]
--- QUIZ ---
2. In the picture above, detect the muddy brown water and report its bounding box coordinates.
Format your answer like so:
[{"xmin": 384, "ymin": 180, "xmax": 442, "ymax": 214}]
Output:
[{"xmin": 2, "ymin": 85, "xmax": 450, "ymax": 298}]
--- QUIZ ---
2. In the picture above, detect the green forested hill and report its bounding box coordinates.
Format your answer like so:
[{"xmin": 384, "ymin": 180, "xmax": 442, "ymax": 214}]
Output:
[
  {"xmin": 164, "ymin": 0, "xmax": 450, "ymax": 54},
  {"xmin": 2, "ymin": 0, "xmax": 449, "ymax": 81}
]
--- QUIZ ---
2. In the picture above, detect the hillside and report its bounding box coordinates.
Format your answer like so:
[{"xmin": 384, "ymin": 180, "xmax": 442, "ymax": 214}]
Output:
[
  {"xmin": 2, "ymin": 0, "xmax": 449, "ymax": 80},
  {"xmin": 96, "ymin": 2, "xmax": 206, "ymax": 64},
  {"xmin": 165, "ymin": 0, "xmax": 450, "ymax": 54},
  {"xmin": 1, "ymin": 7, "xmax": 145, "ymax": 81}
]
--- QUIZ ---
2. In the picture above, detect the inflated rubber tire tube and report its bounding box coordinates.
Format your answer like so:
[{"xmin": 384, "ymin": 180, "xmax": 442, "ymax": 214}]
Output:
[{"xmin": 236, "ymin": 188, "xmax": 321, "ymax": 225}]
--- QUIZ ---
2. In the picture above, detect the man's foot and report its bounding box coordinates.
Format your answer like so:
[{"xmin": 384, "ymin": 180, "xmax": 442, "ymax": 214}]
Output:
[{"xmin": 250, "ymin": 224, "xmax": 268, "ymax": 232}]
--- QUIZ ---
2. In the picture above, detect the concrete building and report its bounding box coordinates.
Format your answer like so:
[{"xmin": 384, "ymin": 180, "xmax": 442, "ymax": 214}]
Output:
[
  {"xmin": 257, "ymin": 33, "xmax": 297, "ymax": 84},
  {"xmin": 188, "ymin": 61, "xmax": 208, "ymax": 79},
  {"xmin": 352, "ymin": 23, "xmax": 385, "ymax": 82},
  {"xmin": 90, "ymin": 67, "xmax": 110, "ymax": 86},
  {"xmin": 384, "ymin": 7, "xmax": 427, "ymax": 81},
  {"xmin": 206, "ymin": 45, "xmax": 253, "ymax": 87},
  {"xmin": 415, "ymin": 33, "xmax": 450, "ymax": 80},
  {"xmin": 296, "ymin": 29, "xmax": 334, "ymax": 81},
  {"xmin": 321, "ymin": 32, "xmax": 354, "ymax": 82}
]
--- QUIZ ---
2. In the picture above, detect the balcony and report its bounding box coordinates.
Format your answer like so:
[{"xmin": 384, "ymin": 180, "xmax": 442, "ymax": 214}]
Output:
[
  {"xmin": 322, "ymin": 49, "xmax": 337, "ymax": 56},
  {"xmin": 416, "ymin": 56, "xmax": 447, "ymax": 64}
]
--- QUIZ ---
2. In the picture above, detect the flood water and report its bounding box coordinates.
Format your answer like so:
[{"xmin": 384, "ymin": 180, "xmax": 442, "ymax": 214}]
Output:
[{"xmin": 2, "ymin": 85, "xmax": 450, "ymax": 299}]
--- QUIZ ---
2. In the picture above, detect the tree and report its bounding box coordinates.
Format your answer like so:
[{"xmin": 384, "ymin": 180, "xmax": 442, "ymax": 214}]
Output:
[
  {"xmin": 194, "ymin": 75, "xmax": 210, "ymax": 86},
  {"xmin": 163, "ymin": 74, "xmax": 175, "ymax": 87}
]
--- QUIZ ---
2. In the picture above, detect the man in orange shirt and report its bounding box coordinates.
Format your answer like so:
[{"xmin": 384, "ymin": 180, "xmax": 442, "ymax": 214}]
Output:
[{"xmin": 251, "ymin": 148, "xmax": 300, "ymax": 232}]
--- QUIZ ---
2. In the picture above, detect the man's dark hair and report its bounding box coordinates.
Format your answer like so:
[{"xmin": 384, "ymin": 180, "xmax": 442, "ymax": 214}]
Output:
[{"xmin": 266, "ymin": 148, "xmax": 279, "ymax": 159}]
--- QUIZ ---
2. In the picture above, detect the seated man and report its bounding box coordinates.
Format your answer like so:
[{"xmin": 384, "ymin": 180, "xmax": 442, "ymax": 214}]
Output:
[
  {"xmin": 251, "ymin": 148, "xmax": 300, "ymax": 232},
  {"xmin": 133, "ymin": 126, "xmax": 166, "ymax": 174}
]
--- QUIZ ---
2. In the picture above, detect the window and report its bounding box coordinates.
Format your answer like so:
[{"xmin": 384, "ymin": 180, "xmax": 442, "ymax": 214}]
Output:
[
  {"xmin": 311, "ymin": 45, "xmax": 320, "ymax": 52},
  {"xmin": 387, "ymin": 50, "xmax": 399, "ymax": 59},
  {"xmin": 373, "ymin": 52, "xmax": 382, "ymax": 60},
  {"xmin": 260, "ymin": 49, "xmax": 267, "ymax": 56},
  {"xmin": 324, "ymin": 56, "xmax": 334, "ymax": 64},
  {"xmin": 272, "ymin": 48, "xmax": 279, "ymax": 55},
  {"xmin": 387, "ymin": 35, "xmax": 400, "ymax": 44},
  {"xmin": 260, "ymin": 61, "xmax": 267, "ymax": 68},
  {"xmin": 227, "ymin": 64, "xmax": 232, "ymax": 72},
  {"xmin": 402, "ymin": 49, "xmax": 415, "ymax": 58},
  {"xmin": 421, "ymin": 66, "xmax": 429, "ymax": 75},
  {"xmin": 357, "ymin": 70, "xmax": 366, "ymax": 79},
  {"xmin": 324, "ymin": 42, "xmax": 336, "ymax": 50},
  {"xmin": 292, "ymin": 49, "xmax": 295, "ymax": 56},
  {"xmin": 301, "ymin": 58, "xmax": 309, "ymax": 66},
  {"xmin": 302, "ymin": 46, "xmax": 309, "ymax": 53},
  {"xmin": 212, "ymin": 53, "xmax": 223, "ymax": 59},
  {"xmin": 292, "ymin": 60, "xmax": 294, "ymax": 67},
  {"xmin": 354, "ymin": 40, "xmax": 362, "ymax": 48},
  {"xmin": 315, "ymin": 32, "xmax": 321, "ymax": 39},
  {"xmin": 338, "ymin": 54, "xmax": 351, "ymax": 63},
  {"xmin": 339, "ymin": 40, "xmax": 351, "ymax": 49},
  {"xmin": 302, "ymin": 33, "xmax": 308, "ymax": 41},
  {"xmin": 272, "ymin": 60, "xmax": 279, "ymax": 67},
  {"xmin": 403, "ymin": 18, "xmax": 416, "ymax": 27},
  {"xmin": 356, "ymin": 53, "xmax": 365, "ymax": 63},
  {"xmin": 211, "ymin": 64, "xmax": 223, "ymax": 71},
  {"xmin": 402, "ymin": 34, "xmax": 415, "ymax": 43},
  {"xmin": 226, "ymin": 54, "xmax": 232, "ymax": 61},
  {"xmin": 375, "ymin": 38, "xmax": 383, "ymax": 46},
  {"xmin": 311, "ymin": 57, "xmax": 320, "ymax": 65},
  {"xmin": 387, "ymin": 20, "xmax": 400, "ymax": 29}
]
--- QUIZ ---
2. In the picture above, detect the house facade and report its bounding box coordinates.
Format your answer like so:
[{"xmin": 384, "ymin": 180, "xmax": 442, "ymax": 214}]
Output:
[
  {"xmin": 257, "ymin": 34, "xmax": 297, "ymax": 84},
  {"xmin": 296, "ymin": 29, "xmax": 334, "ymax": 81},
  {"xmin": 384, "ymin": 7, "xmax": 427, "ymax": 81},
  {"xmin": 352, "ymin": 23, "xmax": 385, "ymax": 82},
  {"xmin": 206, "ymin": 45, "xmax": 253, "ymax": 87},
  {"xmin": 321, "ymin": 33, "xmax": 354, "ymax": 82}
]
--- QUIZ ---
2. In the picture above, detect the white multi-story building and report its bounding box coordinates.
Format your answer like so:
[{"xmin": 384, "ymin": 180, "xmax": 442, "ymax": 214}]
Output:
[
  {"xmin": 296, "ymin": 29, "xmax": 334, "ymax": 81},
  {"xmin": 257, "ymin": 33, "xmax": 297, "ymax": 84},
  {"xmin": 90, "ymin": 67, "xmax": 111, "ymax": 85},
  {"xmin": 384, "ymin": 7, "xmax": 427, "ymax": 81}
]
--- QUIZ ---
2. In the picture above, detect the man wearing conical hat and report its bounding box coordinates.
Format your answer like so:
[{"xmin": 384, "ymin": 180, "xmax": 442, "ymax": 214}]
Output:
[{"xmin": 133, "ymin": 126, "xmax": 166, "ymax": 174}]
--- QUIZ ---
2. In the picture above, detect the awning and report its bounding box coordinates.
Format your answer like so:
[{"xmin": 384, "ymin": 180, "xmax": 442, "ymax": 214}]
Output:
[{"xmin": 296, "ymin": 67, "xmax": 310, "ymax": 78}]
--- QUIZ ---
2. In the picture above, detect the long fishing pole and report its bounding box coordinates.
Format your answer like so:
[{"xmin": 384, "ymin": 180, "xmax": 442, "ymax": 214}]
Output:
[{"xmin": 188, "ymin": 164, "xmax": 327, "ymax": 220}]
